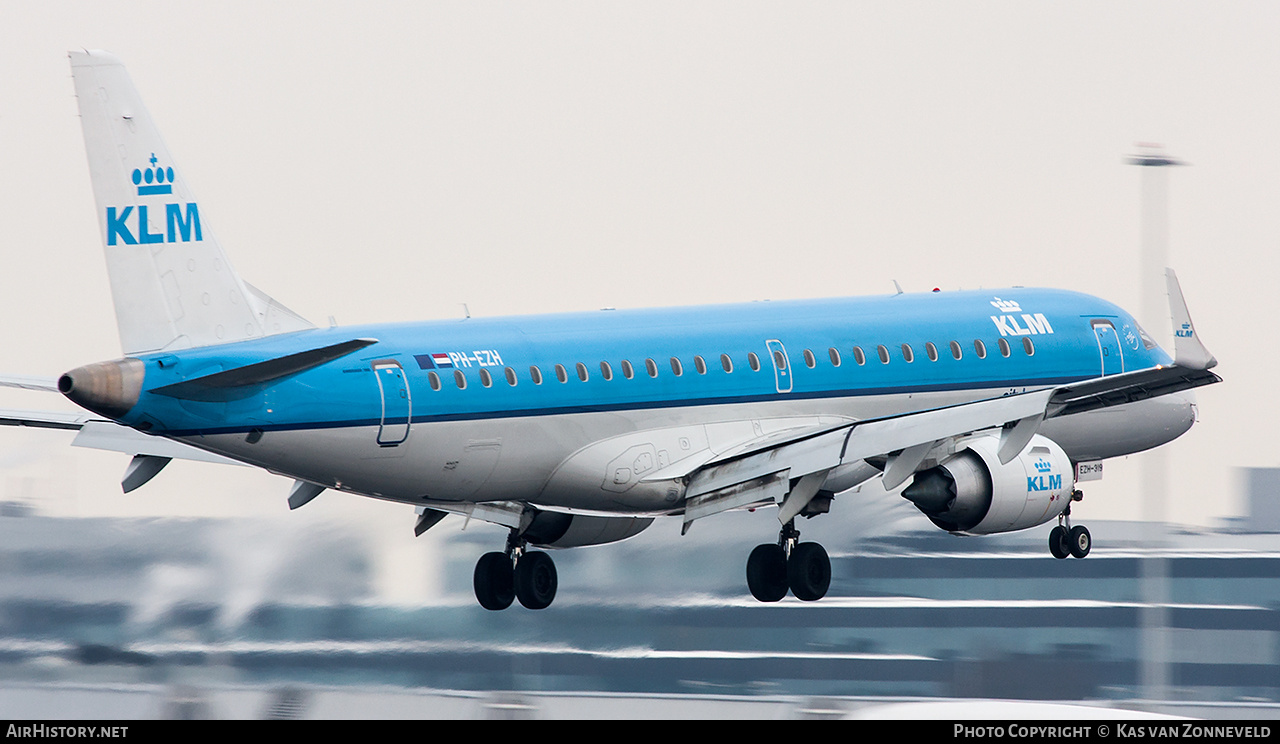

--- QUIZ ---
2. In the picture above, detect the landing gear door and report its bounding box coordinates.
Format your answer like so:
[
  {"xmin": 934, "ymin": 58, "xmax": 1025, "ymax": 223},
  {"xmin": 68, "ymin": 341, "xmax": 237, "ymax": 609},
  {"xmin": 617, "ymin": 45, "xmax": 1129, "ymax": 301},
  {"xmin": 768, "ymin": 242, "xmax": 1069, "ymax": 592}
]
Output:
[
  {"xmin": 372, "ymin": 360, "xmax": 411, "ymax": 446},
  {"xmin": 1091, "ymin": 320, "xmax": 1124, "ymax": 376},
  {"xmin": 765, "ymin": 339, "xmax": 792, "ymax": 393}
]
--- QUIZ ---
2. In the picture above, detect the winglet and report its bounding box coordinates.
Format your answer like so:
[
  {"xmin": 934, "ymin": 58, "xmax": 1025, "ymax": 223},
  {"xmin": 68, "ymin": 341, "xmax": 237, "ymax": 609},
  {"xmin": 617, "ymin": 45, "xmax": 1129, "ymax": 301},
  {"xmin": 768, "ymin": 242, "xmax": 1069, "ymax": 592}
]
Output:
[{"xmin": 1166, "ymin": 268, "xmax": 1217, "ymax": 371}]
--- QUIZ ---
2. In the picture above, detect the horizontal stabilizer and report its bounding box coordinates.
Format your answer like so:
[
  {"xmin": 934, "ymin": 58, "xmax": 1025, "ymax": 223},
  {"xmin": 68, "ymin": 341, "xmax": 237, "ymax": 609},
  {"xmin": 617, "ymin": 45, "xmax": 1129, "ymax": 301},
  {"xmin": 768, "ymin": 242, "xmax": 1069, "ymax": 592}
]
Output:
[
  {"xmin": 0, "ymin": 407, "xmax": 98, "ymax": 430},
  {"xmin": 0, "ymin": 408, "xmax": 242, "ymax": 465},
  {"xmin": 150, "ymin": 338, "xmax": 378, "ymax": 401},
  {"xmin": 72, "ymin": 420, "xmax": 241, "ymax": 464},
  {"xmin": 0, "ymin": 375, "xmax": 61, "ymax": 393}
]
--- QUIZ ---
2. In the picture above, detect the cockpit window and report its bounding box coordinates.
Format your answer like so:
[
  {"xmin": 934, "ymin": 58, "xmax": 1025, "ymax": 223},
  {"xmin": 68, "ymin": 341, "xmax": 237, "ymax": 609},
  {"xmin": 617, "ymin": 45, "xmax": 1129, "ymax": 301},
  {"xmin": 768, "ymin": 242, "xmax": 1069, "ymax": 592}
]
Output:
[{"xmin": 1136, "ymin": 323, "xmax": 1158, "ymax": 350}]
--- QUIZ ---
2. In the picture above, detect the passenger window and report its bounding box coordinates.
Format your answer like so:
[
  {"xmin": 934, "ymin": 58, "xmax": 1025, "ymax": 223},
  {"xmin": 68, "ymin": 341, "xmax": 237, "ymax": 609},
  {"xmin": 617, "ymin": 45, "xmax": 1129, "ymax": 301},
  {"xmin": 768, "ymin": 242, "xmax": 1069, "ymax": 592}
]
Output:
[
  {"xmin": 925, "ymin": 342, "xmax": 938, "ymax": 362},
  {"xmin": 576, "ymin": 362, "xmax": 589, "ymax": 381},
  {"xmin": 852, "ymin": 346, "xmax": 866, "ymax": 366},
  {"xmin": 428, "ymin": 371, "xmax": 441, "ymax": 391},
  {"xmin": 530, "ymin": 365, "xmax": 543, "ymax": 385},
  {"xmin": 694, "ymin": 355, "xmax": 707, "ymax": 375},
  {"xmin": 600, "ymin": 361, "xmax": 613, "ymax": 380},
  {"xmin": 877, "ymin": 345, "xmax": 890, "ymax": 364},
  {"xmin": 555, "ymin": 364, "xmax": 568, "ymax": 383},
  {"xmin": 748, "ymin": 352, "xmax": 761, "ymax": 372},
  {"xmin": 998, "ymin": 338, "xmax": 1011, "ymax": 358},
  {"xmin": 1022, "ymin": 337, "xmax": 1035, "ymax": 356},
  {"xmin": 950, "ymin": 341, "xmax": 962, "ymax": 360},
  {"xmin": 974, "ymin": 339, "xmax": 987, "ymax": 359},
  {"xmin": 645, "ymin": 358, "xmax": 659, "ymax": 378},
  {"xmin": 670, "ymin": 357, "xmax": 683, "ymax": 376},
  {"xmin": 828, "ymin": 347, "xmax": 841, "ymax": 366},
  {"xmin": 621, "ymin": 359, "xmax": 634, "ymax": 379},
  {"xmin": 901, "ymin": 344, "xmax": 914, "ymax": 363},
  {"xmin": 479, "ymin": 368, "xmax": 492, "ymax": 388},
  {"xmin": 454, "ymin": 369, "xmax": 467, "ymax": 389},
  {"xmin": 803, "ymin": 349, "xmax": 816, "ymax": 368},
  {"xmin": 505, "ymin": 367, "xmax": 518, "ymax": 386},
  {"xmin": 721, "ymin": 354, "xmax": 734, "ymax": 373}
]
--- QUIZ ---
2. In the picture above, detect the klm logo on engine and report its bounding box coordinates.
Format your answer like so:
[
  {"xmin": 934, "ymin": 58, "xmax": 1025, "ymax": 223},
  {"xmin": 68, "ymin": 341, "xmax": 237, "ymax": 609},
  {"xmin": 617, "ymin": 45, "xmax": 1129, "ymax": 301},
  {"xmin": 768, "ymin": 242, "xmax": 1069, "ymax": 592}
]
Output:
[
  {"xmin": 989, "ymin": 297, "xmax": 1053, "ymax": 337},
  {"xmin": 106, "ymin": 153, "xmax": 202, "ymax": 246},
  {"xmin": 1027, "ymin": 458, "xmax": 1062, "ymax": 492}
]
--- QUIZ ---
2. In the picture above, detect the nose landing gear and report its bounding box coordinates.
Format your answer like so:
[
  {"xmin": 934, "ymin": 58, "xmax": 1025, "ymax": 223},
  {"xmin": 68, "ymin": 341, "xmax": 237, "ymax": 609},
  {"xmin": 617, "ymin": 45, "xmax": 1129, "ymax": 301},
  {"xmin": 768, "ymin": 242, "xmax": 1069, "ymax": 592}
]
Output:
[{"xmin": 1048, "ymin": 496, "xmax": 1091, "ymax": 560}]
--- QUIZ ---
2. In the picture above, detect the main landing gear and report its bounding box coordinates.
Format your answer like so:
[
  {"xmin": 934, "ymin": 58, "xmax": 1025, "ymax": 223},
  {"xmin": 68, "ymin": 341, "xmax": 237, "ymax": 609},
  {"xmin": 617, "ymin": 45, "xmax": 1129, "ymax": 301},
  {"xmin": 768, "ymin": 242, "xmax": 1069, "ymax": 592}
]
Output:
[
  {"xmin": 1048, "ymin": 494, "xmax": 1091, "ymax": 560},
  {"xmin": 746, "ymin": 519, "xmax": 831, "ymax": 602},
  {"xmin": 473, "ymin": 529, "xmax": 558, "ymax": 611}
]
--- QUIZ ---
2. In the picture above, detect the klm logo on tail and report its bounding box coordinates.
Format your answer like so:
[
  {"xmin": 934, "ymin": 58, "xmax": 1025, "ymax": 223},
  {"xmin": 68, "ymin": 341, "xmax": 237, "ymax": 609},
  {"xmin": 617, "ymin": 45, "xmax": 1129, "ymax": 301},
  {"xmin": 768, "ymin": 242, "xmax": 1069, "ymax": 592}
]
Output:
[{"xmin": 106, "ymin": 153, "xmax": 201, "ymax": 246}]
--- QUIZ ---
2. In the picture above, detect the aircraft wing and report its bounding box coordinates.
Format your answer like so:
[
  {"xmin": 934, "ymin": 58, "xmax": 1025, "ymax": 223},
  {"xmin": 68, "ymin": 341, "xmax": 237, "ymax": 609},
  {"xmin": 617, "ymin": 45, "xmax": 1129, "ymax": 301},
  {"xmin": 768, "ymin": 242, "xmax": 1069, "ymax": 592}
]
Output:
[{"xmin": 675, "ymin": 389, "xmax": 1056, "ymax": 532}]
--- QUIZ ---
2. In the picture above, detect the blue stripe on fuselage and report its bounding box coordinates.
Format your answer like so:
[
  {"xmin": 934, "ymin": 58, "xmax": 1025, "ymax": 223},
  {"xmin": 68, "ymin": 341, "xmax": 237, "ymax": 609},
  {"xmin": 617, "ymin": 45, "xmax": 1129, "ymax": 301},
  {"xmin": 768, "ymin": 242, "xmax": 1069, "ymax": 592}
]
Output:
[{"xmin": 123, "ymin": 287, "xmax": 1170, "ymax": 435}]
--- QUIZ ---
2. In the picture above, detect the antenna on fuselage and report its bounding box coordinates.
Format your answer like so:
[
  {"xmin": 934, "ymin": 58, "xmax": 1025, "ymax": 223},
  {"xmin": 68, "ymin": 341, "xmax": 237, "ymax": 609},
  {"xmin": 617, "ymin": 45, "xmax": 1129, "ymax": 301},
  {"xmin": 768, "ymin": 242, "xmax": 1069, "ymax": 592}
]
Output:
[{"xmin": 892, "ymin": 280, "xmax": 904, "ymax": 295}]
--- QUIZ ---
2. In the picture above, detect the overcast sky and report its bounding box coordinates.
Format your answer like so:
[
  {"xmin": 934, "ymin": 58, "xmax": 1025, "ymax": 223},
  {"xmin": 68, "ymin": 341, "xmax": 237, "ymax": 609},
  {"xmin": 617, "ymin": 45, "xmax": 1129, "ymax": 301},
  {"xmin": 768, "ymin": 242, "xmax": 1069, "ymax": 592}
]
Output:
[{"xmin": 0, "ymin": 2, "xmax": 1276, "ymax": 538}]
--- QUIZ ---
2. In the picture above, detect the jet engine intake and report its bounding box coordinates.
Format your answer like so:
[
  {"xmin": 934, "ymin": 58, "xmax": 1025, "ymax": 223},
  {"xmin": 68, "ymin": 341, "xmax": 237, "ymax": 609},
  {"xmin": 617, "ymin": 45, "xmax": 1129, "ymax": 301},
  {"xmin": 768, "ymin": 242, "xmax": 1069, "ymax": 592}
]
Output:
[{"xmin": 901, "ymin": 434, "xmax": 1074, "ymax": 535}]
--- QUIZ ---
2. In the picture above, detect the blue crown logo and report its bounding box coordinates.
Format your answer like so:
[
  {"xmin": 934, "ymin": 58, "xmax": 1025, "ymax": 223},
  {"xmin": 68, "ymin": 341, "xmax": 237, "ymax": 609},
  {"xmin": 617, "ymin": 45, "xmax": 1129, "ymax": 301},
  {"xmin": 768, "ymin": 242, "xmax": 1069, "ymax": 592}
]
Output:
[
  {"xmin": 990, "ymin": 297, "xmax": 1021, "ymax": 313},
  {"xmin": 131, "ymin": 153, "xmax": 174, "ymax": 196},
  {"xmin": 1034, "ymin": 459, "xmax": 1052, "ymax": 473}
]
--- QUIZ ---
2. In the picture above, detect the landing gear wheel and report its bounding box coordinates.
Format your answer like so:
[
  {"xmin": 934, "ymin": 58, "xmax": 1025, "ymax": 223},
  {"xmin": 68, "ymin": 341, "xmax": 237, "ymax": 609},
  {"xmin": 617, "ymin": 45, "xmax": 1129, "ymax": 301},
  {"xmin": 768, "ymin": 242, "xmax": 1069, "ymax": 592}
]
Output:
[
  {"xmin": 746, "ymin": 544, "xmax": 789, "ymax": 602},
  {"xmin": 474, "ymin": 551, "xmax": 515, "ymax": 611},
  {"xmin": 787, "ymin": 542, "xmax": 831, "ymax": 601},
  {"xmin": 1068, "ymin": 525, "xmax": 1092, "ymax": 559},
  {"xmin": 1048, "ymin": 526, "xmax": 1069, "ymax": 560},
  {"xmin": 514, "ymin": 551, "xmax": 558, "ymax": 610}
]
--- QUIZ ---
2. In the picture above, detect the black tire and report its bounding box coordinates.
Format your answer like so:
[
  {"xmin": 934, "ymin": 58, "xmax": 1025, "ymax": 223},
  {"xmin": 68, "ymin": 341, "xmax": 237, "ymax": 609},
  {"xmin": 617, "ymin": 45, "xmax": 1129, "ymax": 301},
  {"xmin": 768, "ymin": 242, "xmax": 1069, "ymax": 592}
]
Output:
[
  {"xmin": 515, "ymin": 551, "xmax": 558, "ymax": 610},
  {"xmin": 746, "ymin": 544, "xmax": 788, "ymax": 602},
  {"xmin": 1048, "ymin": 526, "xmax": 1069, "ymax": 560},
  {"xmin": 788, "ymin": 542, "xmax": 831, "ymax": 601},
  {"xmin": 1069, "ymin": 525, "xmax": 1092, "ymax": 559},
  {"xmin": 474, "ymin": 552, "xmax": 515, "ymax": 611}
]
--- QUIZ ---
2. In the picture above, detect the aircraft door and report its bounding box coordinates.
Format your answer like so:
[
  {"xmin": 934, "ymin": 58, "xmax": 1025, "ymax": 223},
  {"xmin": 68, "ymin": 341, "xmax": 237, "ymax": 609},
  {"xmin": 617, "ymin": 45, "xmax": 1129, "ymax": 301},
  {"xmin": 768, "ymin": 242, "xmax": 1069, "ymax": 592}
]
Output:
[
  {"xmin": 765, "ymin": 339, "xmax": 792, "ymax": 393},
  {"xmin": 1091, "ymin": 320, "xmax": 1124, "ymax": 376},
  {"xmin": 372, "ymin": 360, "xmax": 411, "ymax": 446}
]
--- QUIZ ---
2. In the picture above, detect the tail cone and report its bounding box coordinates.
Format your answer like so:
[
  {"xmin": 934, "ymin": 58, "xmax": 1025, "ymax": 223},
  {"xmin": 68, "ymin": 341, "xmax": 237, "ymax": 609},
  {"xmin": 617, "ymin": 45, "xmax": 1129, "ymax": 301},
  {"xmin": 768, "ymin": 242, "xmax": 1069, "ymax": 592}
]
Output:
[{"xmin": 59, "ymin": 358, "xmax": 145, "ymax": 419}]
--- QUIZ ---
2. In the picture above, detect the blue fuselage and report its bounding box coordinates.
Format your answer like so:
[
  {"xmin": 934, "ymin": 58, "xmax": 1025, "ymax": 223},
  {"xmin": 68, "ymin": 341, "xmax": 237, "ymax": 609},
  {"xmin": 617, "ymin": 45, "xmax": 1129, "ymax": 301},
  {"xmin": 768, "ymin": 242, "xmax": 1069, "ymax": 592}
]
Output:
[{"xmin": 125, "ymin": 287, "xmax": 1164, "ymax": 437}]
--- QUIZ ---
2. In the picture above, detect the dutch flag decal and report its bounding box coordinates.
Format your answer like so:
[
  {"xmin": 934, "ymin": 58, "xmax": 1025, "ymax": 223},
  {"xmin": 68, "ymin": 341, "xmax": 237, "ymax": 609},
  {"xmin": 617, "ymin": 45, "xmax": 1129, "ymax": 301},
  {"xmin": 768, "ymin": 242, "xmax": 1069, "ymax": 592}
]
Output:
[{"xmin": 415, "ymin": 353, "xmax": 456, "ymax": 370}]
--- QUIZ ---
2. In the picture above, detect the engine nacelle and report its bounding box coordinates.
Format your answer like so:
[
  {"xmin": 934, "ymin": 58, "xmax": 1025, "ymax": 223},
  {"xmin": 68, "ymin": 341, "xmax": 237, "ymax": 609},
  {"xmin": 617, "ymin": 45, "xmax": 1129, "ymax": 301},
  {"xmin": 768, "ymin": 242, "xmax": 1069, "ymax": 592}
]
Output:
[
  {"xmin": 901, "ymin": 434, "xmax": 1074, "ymax": 535},
  {"xmin": 522, "ymin": 511, "xmax": 654, "ymax": 549}
]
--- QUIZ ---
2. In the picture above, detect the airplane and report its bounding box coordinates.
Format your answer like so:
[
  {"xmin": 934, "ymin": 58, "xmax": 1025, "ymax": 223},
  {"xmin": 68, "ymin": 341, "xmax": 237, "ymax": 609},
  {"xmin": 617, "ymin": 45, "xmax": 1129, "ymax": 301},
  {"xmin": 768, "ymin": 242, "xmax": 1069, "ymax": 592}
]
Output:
[{"xmin": 0, "ymin": 51, "xmax": 1221, "ymax": 611}]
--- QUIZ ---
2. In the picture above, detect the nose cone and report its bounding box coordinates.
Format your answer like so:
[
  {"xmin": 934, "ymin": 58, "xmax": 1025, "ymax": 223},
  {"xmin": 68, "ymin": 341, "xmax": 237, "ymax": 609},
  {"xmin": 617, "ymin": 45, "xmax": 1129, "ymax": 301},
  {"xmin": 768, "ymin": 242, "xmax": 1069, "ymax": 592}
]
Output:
[{"xmin": 58, "ymin": 358, "xmax": 145, "ymax": 419}]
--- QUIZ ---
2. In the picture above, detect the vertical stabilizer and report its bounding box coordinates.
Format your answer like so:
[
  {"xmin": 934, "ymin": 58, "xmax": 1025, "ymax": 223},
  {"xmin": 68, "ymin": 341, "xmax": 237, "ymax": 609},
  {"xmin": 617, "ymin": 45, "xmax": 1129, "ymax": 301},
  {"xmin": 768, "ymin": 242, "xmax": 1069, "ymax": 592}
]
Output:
[{"xmin": 69, "ymin": 50, "xmax": 313, "ymax": 354}]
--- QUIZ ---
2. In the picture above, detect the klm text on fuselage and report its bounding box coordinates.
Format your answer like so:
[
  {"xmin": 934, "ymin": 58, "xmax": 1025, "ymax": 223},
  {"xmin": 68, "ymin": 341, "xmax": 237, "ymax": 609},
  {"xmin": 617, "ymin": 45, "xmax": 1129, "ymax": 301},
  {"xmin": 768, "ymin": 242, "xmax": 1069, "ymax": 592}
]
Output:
[{"xmin": 106, "ymin": 203, "xmax": 202, "ymax": 245}]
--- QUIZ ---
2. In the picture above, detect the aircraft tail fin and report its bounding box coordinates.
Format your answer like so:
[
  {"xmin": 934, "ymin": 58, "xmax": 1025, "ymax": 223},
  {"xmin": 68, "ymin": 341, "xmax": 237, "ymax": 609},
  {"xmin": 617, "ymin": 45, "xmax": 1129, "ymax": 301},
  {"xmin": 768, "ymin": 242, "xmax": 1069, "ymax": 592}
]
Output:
[{"xmin": 69, "ymin": 50, "xmax": 313, "ymax": 355}]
